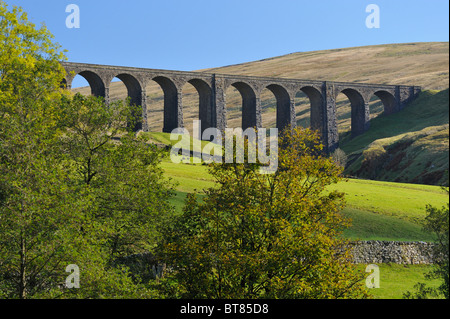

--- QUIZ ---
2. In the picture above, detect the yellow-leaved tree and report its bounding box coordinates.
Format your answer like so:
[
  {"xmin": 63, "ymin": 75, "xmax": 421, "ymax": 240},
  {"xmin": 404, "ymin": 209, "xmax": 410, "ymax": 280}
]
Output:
[{"xmin": 157, "ymin": 127, "xmax": 369, "ymax": 299}]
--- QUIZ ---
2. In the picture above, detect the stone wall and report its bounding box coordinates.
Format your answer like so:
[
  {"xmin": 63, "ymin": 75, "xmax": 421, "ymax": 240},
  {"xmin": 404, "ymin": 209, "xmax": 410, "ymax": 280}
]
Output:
[
  {"xmin": 348, "ymin": 241, "xmax": 436, "ymax": 264},
  {"xmin": 114, "ymin": 241, "xmax": 436, "ymax": 279}
]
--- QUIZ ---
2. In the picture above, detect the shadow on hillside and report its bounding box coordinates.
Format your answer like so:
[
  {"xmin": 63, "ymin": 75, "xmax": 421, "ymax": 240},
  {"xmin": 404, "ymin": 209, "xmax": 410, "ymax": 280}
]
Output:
[{"xmin": 341, "ymin": 89, "xmax": 449, "ymax": 155}]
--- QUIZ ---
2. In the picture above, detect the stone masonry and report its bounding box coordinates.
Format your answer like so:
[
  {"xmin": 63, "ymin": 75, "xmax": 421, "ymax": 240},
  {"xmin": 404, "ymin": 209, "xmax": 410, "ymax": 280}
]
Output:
[{"xmin": 348, "ymin": 241, "xmax": 436, "ymax": 264}]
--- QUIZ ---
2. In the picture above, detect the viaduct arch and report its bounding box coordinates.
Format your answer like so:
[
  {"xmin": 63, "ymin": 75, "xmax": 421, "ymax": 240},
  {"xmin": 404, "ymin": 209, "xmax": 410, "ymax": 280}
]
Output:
[{"xmin": 61, "ymin": 62, "xmax": 421, "ymax": 153}]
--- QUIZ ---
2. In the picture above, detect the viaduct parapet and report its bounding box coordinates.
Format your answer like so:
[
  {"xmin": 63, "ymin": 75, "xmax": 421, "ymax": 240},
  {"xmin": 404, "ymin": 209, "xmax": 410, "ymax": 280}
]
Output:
[{"xmin": 61, "ymin": 62, "xmax": 421, "ymax": 153}]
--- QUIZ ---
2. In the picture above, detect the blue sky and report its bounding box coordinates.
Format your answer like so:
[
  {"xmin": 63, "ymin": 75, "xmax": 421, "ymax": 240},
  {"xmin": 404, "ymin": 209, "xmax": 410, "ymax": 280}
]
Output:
[{"xmin": 5, "ymin": 0, "xmax": 449, "ymax": 87}]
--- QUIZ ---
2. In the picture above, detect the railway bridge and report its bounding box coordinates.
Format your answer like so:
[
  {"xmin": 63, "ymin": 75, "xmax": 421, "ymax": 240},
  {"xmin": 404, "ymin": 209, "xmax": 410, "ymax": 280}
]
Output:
[{"xmin": 61, "ymin": 62, "xmax": 420, "ymax": 152}]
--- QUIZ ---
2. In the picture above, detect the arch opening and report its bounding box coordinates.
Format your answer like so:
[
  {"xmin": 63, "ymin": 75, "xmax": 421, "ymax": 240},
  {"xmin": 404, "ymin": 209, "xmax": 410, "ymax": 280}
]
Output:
[
  {"xmin": 70, "ymin": 74, "xmax": 90, "ymax": 94},
  {"xmin": 113, "ymin": 73, "xmax": 143, "ymax": 107},
  {"xmin": 181, "ymin": 81, "xmax": 199, "ymax": 134},
  {"xmin": 182, "ymin": 79, "xmax": 213, "ymax": 137},
  {"xmin": 225, "ymin": 82, "xmax": 257, "ymax": 130},
  {"xmin": 225, "ymin": 84, "xmax": 242, "ymax": 129},
  {"xmin": 337, "ymin": 88, "xmax": 368, "ymax": 141},
  {"xmin": 367, "ymin": 94, "xmax": 384, "ymax": 121},
  {"xmin": 294, "ymin": 90, "xmax": 310, "ymax": 129},
  {"xmin": 260, "ymin": 87, "xmax": 277, "ymax": 129},
  {"xmin": 152, "ymin": 76, "xmax": 180, "ymax": 133},
  {"xmin": 110, "ymin": 74, "xmax": 143, "ymax": 131},
  {"xmin": 266, "ymin": 84, "xmax": 291, "ymax": 131},
  {"xmin": 109, "ymin": 77, "xmax": 128, "ymax": 102},
  {"xmin": 71, "ymin": 71, "xmax": 106, "ymax": 97},
  {"xmin": 296, "ymin": 86, "xmax": 324, "ymax": 133},
  {"xmin": 373, "ymin": 90, "xmax": 397, "ymax": 116},
  {"xmin": 145, "ymin": 79, "xmax": 165, "ymax": 133}
]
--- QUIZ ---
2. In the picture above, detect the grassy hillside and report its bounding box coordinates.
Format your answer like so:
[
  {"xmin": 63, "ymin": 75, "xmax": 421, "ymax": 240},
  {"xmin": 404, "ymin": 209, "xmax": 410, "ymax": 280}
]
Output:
[
  {"xmin": 198, "ymin": 42, "xmax": 449, "ymax": 135},
  {"xmin": 202, "ymin": 42, "xmax": 449, "ymax": 90},
  {"xmin": 157, "ymin": 156, "xmax": 448, "ymax": 242},
  {"xmin": 163, "ymin": 159, "xmax": 445, "ymax": 299},
  {"xmin": 342, "ymin": 89, "xmax": 449, "ymax": 185}
]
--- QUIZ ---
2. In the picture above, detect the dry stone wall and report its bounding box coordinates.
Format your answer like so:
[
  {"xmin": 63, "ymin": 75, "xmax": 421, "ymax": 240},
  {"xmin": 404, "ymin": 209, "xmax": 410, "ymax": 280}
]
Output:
[
  {"xmin": 349, "ymin": 241, "xmax": 436, "ymax": 264},
  {"xmin": 115, "ymin": 241, "xmax": 436, "ymax": 278}
]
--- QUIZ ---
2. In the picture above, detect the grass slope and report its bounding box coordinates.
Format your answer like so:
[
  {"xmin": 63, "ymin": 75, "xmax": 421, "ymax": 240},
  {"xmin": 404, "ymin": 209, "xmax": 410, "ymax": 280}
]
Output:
[
  {"xmin": 328, "ymin": 178, "xmax": 448, "ymax": 222},
  {"xmin": 165, "ymin": 161, "xmax": 444, "ymax": 299},
  {"xmin": 343, "ymin": 89, "xmax": 449, "ymax": 185},
  {"xmin": 202, "ymin": 42, "xmax": 449, "ymax": 90},
  {"xmin": 166, "ymin": 162, "xmax": 443, "ymax": 299},
  {"xmin": 159, "ymin": 158, "xmax": 448, "ymax": 242},
  {"xmin": 342, "ymin": 208, "xmax": 435, "ymax": 242}
]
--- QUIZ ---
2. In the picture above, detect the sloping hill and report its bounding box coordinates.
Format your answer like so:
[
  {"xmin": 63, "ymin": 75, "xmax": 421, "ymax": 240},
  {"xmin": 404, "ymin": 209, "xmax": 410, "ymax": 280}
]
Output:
[
  {"xmin": 202, "ymin": 42, "xmax": 449, "ymax": 90},
  {"xmin": 343, "ymin": 89, "xmax": 449, "ymax": 185},
  {"xmin": 158, "ymin": 158, "xmax": 447, "ymax": 242}
]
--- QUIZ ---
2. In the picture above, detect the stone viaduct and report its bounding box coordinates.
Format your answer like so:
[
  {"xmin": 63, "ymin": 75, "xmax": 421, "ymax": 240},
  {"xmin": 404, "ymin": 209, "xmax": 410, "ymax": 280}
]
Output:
[{"xmin": 61, "ymin": 62, "xmax": 421, "ymax": 153}]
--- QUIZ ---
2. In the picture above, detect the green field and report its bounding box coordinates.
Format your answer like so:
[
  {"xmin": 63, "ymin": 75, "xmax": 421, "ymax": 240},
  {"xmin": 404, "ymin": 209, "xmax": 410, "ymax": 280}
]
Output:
[
  {"xmin": 358, "ymin": 264, "xmax": 442, "ymax": 299},
  {"xmin": 328, "ymin": 178, "xmax": 447, "ymax": 222},
  {"xmin": 161, "ymin": 159, "xmax": 447, "ymax": 242}
]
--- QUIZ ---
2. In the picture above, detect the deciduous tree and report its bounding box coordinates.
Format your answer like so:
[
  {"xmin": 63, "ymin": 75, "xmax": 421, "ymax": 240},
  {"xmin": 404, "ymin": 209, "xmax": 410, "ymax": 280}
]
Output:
[
  {"xmin": 0, "ymin": 2, "xmax": 174, "ymax": 298},
  {"xmin": 158, "ymin": 127, "xmax": 369, "ymax": 299},
  {"xmin": 0, "ymin": 1, "xmax": 72, "ymax": 298}
]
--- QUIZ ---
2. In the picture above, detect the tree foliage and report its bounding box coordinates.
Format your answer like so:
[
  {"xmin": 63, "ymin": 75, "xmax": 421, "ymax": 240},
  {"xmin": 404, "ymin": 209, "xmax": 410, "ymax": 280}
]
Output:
[
  {"xmin": 157, "ymin": 128, "xmax": 369, "ymax": 299},
  {"xmin": 424, "ymin": 189, "xmax": 449, "ymax": 299},
  {"xmin": 59, "ymin": 94, "xmax": 175, "ymax": 262},
  {"xmin": 0, "ymin": 2, "xmax": 174, "ymax": 298},
  {"xmin": 0, "ymin": 1, "xmax": 70, "ymax": 299},
  {"xmin": 331, "ymin": 148, "xmax": 348, "ymax": 169}
]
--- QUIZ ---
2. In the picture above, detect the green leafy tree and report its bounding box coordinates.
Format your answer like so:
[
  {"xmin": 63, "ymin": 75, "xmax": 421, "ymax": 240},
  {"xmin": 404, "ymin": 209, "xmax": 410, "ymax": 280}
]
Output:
[
  {"xmin": 0, "ymin": 1, "xmax": 72, "ymax": 298},
  {"xmin": 425, "ymin": 191, "xmax": 449, "ymax": 299},
  {"xmin": 59, "ymin": 93, "xmax": 175, "ymax": 262},
  {"xmin": 0, "ymin": 2, "xmax": 174, "ymax": 298},
  {"xmin": 41, "ymin": 93, "xmax": 175, "ymax": 299},
  {"xmin": 157, "ymin": 127, "xmax": 369, "ymax": 299}
]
